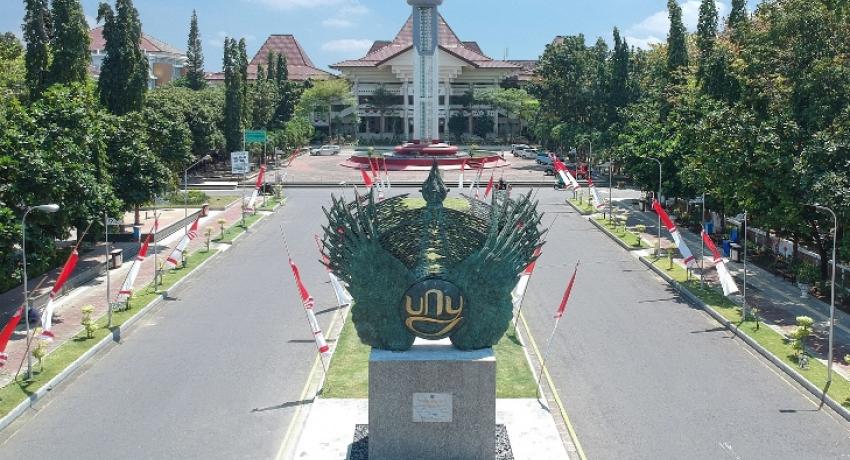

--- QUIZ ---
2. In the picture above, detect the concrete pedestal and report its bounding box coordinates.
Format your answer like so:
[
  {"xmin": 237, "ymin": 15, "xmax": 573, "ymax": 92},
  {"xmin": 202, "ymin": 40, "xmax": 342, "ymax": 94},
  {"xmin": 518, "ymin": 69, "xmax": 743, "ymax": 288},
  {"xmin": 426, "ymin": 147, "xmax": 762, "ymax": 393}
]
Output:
[{"xmin": 368, "ymin": 338, "xmax": 496, "ymax": 460}]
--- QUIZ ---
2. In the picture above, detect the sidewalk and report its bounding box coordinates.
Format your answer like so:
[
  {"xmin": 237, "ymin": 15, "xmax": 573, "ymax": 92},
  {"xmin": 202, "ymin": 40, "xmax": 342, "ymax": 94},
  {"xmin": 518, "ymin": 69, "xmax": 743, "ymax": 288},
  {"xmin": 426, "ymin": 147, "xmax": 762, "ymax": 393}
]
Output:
[
  {"xmin": 0, "ymin": 202, "xmax": 249, "ymax": 388},
  {"xmin": 609, "ymin": 200, "xmax": 850, "ymax": 378}
]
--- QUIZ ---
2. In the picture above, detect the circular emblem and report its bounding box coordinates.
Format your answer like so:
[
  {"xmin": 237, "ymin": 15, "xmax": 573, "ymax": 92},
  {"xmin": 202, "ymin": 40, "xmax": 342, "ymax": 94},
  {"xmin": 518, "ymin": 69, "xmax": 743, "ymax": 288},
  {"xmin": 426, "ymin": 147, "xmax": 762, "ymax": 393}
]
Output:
[{"xmin": 402, "ymin": 279, "xmax": 465, "ymax": 340}]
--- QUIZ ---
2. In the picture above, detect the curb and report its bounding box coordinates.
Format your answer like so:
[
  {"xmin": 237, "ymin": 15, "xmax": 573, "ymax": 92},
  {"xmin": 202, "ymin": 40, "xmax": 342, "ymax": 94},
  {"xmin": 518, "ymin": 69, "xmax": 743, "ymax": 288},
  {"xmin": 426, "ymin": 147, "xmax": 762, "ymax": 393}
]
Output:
[
  {"xmin": 637, "ymin": 255, "xmax": 850, "ymax": 423},
  {"xmin": 563, "ymin": 198, "xmax": 592, "ymax": 216},
  {"xmin": 587, "ymin": 217, "xmax": 643, "ymax": 252},
  {"xmin": 0, "ymin": 210, "xmax": 272, "ymax": 433}
]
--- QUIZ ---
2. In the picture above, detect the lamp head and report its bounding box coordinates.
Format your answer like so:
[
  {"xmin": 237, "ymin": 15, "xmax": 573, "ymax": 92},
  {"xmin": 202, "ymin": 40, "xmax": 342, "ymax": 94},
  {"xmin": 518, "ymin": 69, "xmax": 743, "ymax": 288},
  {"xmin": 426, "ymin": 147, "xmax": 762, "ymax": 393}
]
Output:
[
  {"xmin": 34, "ymin": 204, "xmax": 60, "ymax": 213},
  {"xmin": 201, "ymin": 154, "xmax": 212, "ymax": 162}
]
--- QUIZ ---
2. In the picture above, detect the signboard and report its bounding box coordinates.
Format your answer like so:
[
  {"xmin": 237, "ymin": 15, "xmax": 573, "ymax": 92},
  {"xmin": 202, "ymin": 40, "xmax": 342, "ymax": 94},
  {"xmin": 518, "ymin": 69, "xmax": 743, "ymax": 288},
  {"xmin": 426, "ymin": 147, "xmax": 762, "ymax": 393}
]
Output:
[
  {"xmin": 244, "ymin": 130, "xmax": 267, "ymax": 144},
  {"xmin": 412, "ymin": 393, "xmax": 452, "ymax": 423},
  {"xmin": 105, "ymin": 218, "xmax": 122, "ymax": 226},
  {"xmin": 231, "ymin": 151, "xmax": 250, "ymax": 175}
]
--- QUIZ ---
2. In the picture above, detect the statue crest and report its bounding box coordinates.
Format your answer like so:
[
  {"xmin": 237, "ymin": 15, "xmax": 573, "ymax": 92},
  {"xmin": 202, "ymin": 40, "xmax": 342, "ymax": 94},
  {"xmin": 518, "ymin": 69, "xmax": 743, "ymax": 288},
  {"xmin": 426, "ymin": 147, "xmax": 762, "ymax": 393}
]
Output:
[{"xmin": 321, "ymin": 163, "xmax": 544, "ymax": 351}]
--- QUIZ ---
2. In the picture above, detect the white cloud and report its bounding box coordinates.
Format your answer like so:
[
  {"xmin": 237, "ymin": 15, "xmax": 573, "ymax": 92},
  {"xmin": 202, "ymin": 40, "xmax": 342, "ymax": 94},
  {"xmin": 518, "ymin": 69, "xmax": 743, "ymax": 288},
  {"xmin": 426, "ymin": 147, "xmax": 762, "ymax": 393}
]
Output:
[
  {"xmin": 339, "ymin": 2, "xmax": 368, "ymax": 16},
  {"xmin": 209, "ymin": 31, "xmax": 228, "ymax": 49},
  {"xmin": 322, "ymin": 17, "xmax": 354, "ymax": 28},
  {"xmin": 626, "ymin": 1, "xmax": 728, "ymax": 49},
  {"xmin": 321, "ymin": 38, "xmax": 372, "ymax": 53}
]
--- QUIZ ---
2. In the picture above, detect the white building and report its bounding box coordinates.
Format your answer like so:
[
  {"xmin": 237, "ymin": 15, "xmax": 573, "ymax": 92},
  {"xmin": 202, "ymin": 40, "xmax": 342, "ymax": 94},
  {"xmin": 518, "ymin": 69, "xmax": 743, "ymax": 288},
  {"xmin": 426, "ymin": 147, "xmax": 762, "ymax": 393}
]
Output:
[
  {"xmin": 331, "ymin": 14, "xmax": 534, "ymax": 141},
  {"xmin": 89, "ymin": 27, "xmax": 187, "ymax": 89}
]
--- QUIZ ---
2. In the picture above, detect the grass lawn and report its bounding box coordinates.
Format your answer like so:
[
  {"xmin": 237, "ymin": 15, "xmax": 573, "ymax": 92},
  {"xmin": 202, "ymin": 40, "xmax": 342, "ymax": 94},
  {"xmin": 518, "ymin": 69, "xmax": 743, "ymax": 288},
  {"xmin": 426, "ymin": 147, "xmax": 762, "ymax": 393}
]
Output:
[
  {"xmin": 650, "ymin": 257, "xmax": 850, "ymax": 408},
  {"xmin": 402, "ymin": 197, "xmax": 470, "ymax": 211},
  {"xmin": 212, "ymin": 213, "xmax": 264, "ymax": 243},
  {"xmin": 0, "ymin": 248, "xmax": 217, "ymax": 416},
  {"xmin": 323, "ymin": 315, "xmax": 537, "ymax": 398},
  {"xmin": 154, "ymin": 195, "xmax": 239, "ymax": 209},
  {"xmin": 568, "ymin": 198, "xmax": 595, "ymax": 215},
  {"xmin": 257, "ymin": 196, "xmax": 285, "ymax": 211},
  {"xmin": 594, "ymin": 216, "xmax": 648, "ymax": 249}
]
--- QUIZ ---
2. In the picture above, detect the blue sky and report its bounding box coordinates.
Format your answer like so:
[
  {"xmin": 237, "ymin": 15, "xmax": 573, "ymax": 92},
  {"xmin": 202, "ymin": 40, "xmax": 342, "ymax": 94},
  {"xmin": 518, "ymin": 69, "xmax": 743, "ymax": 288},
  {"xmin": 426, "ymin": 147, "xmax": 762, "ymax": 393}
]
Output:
[{"xmin": 1, "ymin": 0, "xmax": 759, "ymax": 72}]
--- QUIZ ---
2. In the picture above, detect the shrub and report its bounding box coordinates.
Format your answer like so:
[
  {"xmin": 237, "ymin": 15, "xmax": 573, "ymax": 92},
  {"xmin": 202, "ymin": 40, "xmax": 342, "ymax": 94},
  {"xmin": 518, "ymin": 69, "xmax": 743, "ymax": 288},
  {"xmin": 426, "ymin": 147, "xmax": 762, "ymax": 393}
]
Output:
[
  {"xmin": 795, "ymin": 263, "xmax": 819, "ymax": 284},
  {"xmin": 167, "ymin": 190, "xmax": 209, "ymax": 205},
  {"xmin": 81, "ymin": 305, "xmax": 97, "ymax": 338}
]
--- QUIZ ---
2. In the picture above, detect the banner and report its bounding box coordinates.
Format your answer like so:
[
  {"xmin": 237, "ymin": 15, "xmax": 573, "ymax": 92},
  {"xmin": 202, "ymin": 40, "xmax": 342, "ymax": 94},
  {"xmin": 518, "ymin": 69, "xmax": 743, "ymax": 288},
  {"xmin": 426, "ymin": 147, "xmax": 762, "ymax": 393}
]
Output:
[
  {"xmin": 164, "ymin": 217, "xmax": 200, "ymax": 269},
  {"xmin": 652, "ymin": 200, "xmax": 697, "ymax": 267},
  {"xmin": 702, "ymin": 230, "xmax": 740, "ymax": 296},
  {"xmin": 288, "ymin": 259, "xmax": 332, "ymax": 358},
  {"xmin": 247, "ymin": 164, "xmax": 266, "ymax": 210},
  {"xmin": 39, "ymin": 249, "xmax": 80, "ymax": 340},
  {"xmin": 0, "ymin": 308, "xmax": 23, "ymax": 367}
]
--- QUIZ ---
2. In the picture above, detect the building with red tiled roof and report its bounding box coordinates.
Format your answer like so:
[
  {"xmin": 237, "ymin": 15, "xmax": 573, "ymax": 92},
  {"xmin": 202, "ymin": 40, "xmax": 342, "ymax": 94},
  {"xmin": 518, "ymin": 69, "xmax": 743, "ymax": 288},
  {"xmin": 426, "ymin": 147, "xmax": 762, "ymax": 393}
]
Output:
[
  {"xmin": 329, "ymin": 13, "xmax": 532, "ymax": 141},
  {"xmin": 89, "ymin": 27, "xmax": 187, "ymax": 88},
  {"xmin": 205, "ymin": 34, "xmax": 332, "ymax": 84}
]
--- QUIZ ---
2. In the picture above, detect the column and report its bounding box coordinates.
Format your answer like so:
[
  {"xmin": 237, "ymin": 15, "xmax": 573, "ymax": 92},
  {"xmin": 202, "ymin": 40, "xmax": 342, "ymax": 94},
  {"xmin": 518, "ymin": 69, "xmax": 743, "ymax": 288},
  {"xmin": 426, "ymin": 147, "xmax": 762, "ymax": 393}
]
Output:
[
  {"xmin": 403, "ymin": 80, "xmax": 409, "ymax": 139},
  {"xmin": 444, "ymin": 79, "xmax": 451, "ymax": 140}
]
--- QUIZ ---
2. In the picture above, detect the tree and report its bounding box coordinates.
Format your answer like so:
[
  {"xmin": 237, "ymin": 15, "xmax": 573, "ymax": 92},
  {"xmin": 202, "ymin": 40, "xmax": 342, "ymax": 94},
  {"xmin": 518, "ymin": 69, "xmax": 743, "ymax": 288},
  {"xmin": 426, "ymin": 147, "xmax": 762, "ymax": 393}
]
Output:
[
  {"xmin": 295, "ymin": 79, "xmax": 355, "ymax": 141},
  {"xmin": 370, "ymin": 84, "xmax": 395, "ymax": 135},
  {"xmin": 473, "ymin": 113, "xmax": 494, "ymax": 139},
  {"xmin": 666, "ymin": 0, "xmax": 689, "ymax": 75},
  {"xmin": 256, "ymin": 65, "xmax": 265, "ymax": 81},
  {"xmin": 696, "ymin": 0, "xmax": 718, "ymax": 81},
  {"xmin": 266, "ymin": 50, "xmax": 275, "ymax": 81},
  {"xmin": 223, "ymin": 37, "xmax": 243, "ymax": 152},
  {"xmin": 106, "ymin": 111, "xmax": 171, "ymax": 224},
  {"xmin": 144, "ymin": 85, "xmax": 225, "ymax": 158},
  {"xmin": 48, "ymin": 0, "xmax": 90, "ymax": 86},
  {"xmin": 238, "ymin": 38, "xmax": 249, "ymax": 123},
  {"xmin": 23, "ymin": 0, "xmax": 52, "ymax": 98},
  {"xmin": 275, "ymin": 53, "xmax": 288, "ymax": 86},
  {"xmin": 0, "ymin": 33, "xmax": 26, "ymax": 98},
  {"xmin": 477, "ymin": 88, "xmax": 537, "ymax": 142},
  {"xmin": 185, "ymin": 10, "xmax": 205, "ymax": 90},
  {"xmin": 447, "ymin": 112, "xmax": 466, "ymax": 141},
  {"xmin": 97, "ymin": 0, "xmax": 148, "ymax": 115},
  {"xmin": 610, "ymin": 28, "xmax": 631, "ymax": 116},
  {"xmin": 249, "ymin": 79, "xmax": 279, "ymax": 130},
  {"xmin": 727, "ymin": 0, "xmax": 747, "ymax": 32}
]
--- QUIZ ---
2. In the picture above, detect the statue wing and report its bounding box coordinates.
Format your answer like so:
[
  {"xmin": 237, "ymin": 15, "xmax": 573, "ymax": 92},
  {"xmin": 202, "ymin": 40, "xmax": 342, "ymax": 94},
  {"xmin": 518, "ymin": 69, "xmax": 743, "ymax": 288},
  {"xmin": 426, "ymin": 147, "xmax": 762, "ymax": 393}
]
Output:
[
  {"xmin": 321, "ymin": 192, "xmax": 415, "ymax": 350},
  {"xmin": 447, "ymin": 191, "xmax": 544, "ymax": 349}
]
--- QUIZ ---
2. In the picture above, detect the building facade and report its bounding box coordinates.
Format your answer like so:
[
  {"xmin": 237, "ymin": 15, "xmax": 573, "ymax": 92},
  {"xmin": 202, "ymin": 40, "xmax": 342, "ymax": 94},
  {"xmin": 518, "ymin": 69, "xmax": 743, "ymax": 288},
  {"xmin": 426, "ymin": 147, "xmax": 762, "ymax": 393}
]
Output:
[
  {"xmin": 205, "ymin": 34, "xmax": 332, "ymax": 85},
  {"xmin": 331, "ymin": 14, "xmax": 534, "ymax": 142},
  {"xmin": 89, "ymin": 27, "xmax": 187, "ymax": 88}
]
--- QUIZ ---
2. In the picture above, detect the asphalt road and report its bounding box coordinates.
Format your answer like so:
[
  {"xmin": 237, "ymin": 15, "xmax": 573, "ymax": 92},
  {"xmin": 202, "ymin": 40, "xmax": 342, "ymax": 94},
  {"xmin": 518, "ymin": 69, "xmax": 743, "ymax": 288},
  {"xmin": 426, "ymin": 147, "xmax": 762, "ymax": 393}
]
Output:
[
  {"xmin": 0, "ymin": 189, "xmax": 342, "ymax": 460},
  {"xmin": 520, "ymin": 188, "xmax": 850, "ymax": 459}
]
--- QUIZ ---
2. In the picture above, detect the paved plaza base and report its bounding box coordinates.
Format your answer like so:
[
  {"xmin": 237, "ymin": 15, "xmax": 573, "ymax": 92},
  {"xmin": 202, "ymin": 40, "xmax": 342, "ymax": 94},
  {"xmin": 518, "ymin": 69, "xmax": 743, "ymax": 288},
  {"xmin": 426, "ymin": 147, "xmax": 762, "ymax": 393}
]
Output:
[{"xmin": 292, "ymin": 399, "xmax": 569, "ymax": 460}]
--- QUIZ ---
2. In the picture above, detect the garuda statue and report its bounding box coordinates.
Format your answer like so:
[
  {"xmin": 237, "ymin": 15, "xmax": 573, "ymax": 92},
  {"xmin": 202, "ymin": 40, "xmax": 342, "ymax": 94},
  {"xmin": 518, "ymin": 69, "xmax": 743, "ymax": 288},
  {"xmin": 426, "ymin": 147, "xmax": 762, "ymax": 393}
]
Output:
[{"xmin": 320, "ymin": 163, "xmax": 544, "ymax": 351}]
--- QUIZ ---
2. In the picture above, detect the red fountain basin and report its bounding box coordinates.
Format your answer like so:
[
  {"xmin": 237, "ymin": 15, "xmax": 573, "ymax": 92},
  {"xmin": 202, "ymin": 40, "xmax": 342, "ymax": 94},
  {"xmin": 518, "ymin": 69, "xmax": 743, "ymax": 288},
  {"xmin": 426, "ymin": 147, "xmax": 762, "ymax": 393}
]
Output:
[{"xmin": 341, "ymin": 141, "xmax": 508, "ymax": 171}]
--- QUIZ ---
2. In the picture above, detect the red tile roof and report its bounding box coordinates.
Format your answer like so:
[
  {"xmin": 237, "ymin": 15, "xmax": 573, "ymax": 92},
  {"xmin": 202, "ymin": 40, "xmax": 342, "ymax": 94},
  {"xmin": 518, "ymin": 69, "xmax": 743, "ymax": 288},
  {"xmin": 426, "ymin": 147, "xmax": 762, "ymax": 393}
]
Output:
[
  {"xmin": 331, "ymin": 14, "xmax": 518, "ymax": 70},
  {"xmin": 89, "ymin": 27, "xmax": 184, "ymax": 56},
  {"xmin": 206, "ymin": 34, "xmax": 333, "ymax": 82}
]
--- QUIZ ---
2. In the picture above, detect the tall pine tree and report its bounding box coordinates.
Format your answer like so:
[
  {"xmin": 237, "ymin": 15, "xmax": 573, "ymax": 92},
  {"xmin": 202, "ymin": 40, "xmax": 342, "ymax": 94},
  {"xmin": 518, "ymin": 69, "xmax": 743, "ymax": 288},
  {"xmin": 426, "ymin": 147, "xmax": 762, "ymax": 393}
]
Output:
[
  {"xmin": 727, "ymin": 0, "xmax": 747, "ymax": 31},
  {"xmin": 185, "ymin": 9, "xmax": 205, "ymax": 90},
  {"xmin": 666, "ymin": 0, "xmax": 689, "ymax": 75},
  {"xmin": 23, "ymin": 0, "xmax": 52, "ymax": 98},
  {"xmin": 238, "ymin": 38, "xmax": 249, "ymax": 126},
  {"xmin": 223, "ymin": 37, "xmax": 243, "ymax": 152},
  {"xmin": 97, "ymin": 0, "xmax": 148, "ymax": 115},
  {"xmin": 266, "ymin": 50, "xmax": 275, "ymax": 81},
  {"xmin": 610, "ymin": 28, "xmax": 631, "ymax": 115},
  {"xmin": 49, "ymin": 0, "xmax": 90, "ymax": 86},
  {"xmin": 275, "ymin": 53, "xmax": 287, "ymax": 86},
  {"xmin": 696, "ymin": 0, "xmax": 718, "ymax": 80}
]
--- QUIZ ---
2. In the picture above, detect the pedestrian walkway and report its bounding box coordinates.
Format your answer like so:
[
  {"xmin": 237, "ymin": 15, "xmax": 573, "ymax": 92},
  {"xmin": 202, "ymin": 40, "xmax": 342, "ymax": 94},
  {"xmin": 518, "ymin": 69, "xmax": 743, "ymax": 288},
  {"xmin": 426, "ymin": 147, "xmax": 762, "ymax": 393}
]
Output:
[
  {"xmin": 608, "ymin": 199, "xmax": 850, "ymax": 378},
  {"xmin": 0, "ymin": 202, "xmax": 252, "ymax": 388}
]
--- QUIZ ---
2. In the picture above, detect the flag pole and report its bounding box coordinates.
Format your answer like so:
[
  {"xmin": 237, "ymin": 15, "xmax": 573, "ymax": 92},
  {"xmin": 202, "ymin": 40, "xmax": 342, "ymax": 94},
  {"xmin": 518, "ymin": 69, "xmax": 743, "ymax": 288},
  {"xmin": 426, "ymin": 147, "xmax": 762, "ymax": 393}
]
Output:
[
  {"xmin": 281, "ymin": 226, "xmax": 331, "ymax": 391},
  {"xmin": 536, "ymin": 259, "xmax": 579, "ymax": 400},
  {"xmin": 536, "ymin": 316, "xmax": 561, "ymax": 400}
]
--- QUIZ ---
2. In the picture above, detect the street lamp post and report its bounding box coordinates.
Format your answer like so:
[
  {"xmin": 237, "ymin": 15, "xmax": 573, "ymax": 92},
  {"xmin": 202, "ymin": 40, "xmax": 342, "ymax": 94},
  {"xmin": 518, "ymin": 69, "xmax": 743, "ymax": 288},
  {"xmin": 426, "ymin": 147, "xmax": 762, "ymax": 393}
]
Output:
[
  {"xmin": 608, "ymin": 159, "xmax": 614, "ymax": 221},
  {"xmin": 21, "ymin": 203, "xmax": 60, "ymax": 380},
  {"xmin": 647, "ymin": 157, "xmax": 662, "ymax": 256},
  {"xmin": 742, "ymin": 211, "xmax": 749, "ymax": 321},
  {"xmin": 700, "ymin": 192, "xmax": 707, "ymax": 289},
  {"xmin": 811, "ymin": 204, "xmax": 838, "ymax": 387}
]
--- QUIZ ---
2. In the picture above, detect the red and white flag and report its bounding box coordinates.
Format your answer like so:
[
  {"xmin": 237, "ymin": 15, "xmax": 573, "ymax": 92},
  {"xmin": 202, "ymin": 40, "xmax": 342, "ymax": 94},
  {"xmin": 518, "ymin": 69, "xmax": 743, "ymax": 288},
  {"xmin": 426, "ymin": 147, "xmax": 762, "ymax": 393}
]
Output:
[
  {"xmin": 484, "ymin": 172, "xmax": 495, "ymax": 199},
  {"xmin": 553, "ymin": 157, "xmax": 580, "ymax": 191},
  {"xmin": 164, "ymin": 217, "xmax": 200, "ymax": 269},
  {"xmin": 512, "ymin": 247, "xmax": 542, "ymax": 309},
  {"xmin": 360, "ymin": 169, "xmax": 374, "ymax": 190},
  {"xmin": 288, "ymin": 258, "xmax": 331, "ymax": 358},
  {"xmin": 587, "ymin": 178, "xmax": 605, "ymax": 210},
  {"xmin": 702, "ymin": 230, "xmax": 740, "ymax": 296},
  {"xmin": 0, "ymin": 308, "xmax": 23, "ymax": 367},
  {"xmin": 652, "ymin": 200, "xmax": 697, "ymax": 268},
  {"xmin": 555, "ymin": 261, "xmax": 580, "ymax": 320},
  {"xmin": 458, "ymin": 159, "xmax": 466, "ymax": 189},
  {"xmin": 247, "ymin": 164, "xmax": 266, "ymax": 210},
  {"xmin": 116, "ymin": 226, "xmax": 155, "ymax": 304},
  {"xmin": 38, "ymin": 249, "xmax": 80, "ymax": 340},
  {"xmin": 469, "ymin": 162, "xmax": 483, "ymax": 193}
]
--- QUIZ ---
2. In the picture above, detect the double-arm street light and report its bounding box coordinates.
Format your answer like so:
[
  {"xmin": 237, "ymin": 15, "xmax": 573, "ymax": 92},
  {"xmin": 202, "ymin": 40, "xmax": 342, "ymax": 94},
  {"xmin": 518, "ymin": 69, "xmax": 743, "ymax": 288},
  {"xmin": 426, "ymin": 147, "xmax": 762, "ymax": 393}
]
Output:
[
  {"xmin": 647, "ymin": 157, "xmax": 662, "ymax": 256},
  {"xmin": 809, "ymin": 204, "xmax": 838, "ymax": 389},
  {"xmin": 22, "ymin": 203, "xmax": 60, "ymax": 380}
]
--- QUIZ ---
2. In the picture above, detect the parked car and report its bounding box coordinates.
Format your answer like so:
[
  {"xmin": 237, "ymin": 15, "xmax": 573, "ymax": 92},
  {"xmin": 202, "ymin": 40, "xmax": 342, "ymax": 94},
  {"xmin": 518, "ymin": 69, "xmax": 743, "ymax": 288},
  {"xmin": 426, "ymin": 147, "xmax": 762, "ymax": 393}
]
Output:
[
  {"xmin": 536, "ymin": 151, "xmax": 553, "ymax": 165},
  {"xmin": 516, "ymin": 147, "xmax": 537, "ymax": 159},
  {"xmin": 310, "ymin": 145, "xmax": 341, "ymax": 156},
  {"xmin": 511, "ymin": 144, "xmax": 530, "ymax": 156}
]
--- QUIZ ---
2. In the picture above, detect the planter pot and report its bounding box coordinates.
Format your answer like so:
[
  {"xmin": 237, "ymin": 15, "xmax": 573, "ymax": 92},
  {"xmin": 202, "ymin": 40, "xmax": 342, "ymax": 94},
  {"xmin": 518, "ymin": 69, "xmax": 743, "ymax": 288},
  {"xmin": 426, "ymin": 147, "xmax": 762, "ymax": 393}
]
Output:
[{"xmin": 798, "ymin": 282, "xmax": 810, "ymax": 298}]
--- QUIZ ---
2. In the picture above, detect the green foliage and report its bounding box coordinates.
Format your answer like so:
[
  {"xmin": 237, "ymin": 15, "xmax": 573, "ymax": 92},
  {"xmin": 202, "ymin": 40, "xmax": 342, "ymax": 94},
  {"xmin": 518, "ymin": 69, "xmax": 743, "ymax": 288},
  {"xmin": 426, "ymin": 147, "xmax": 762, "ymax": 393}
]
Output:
[
  {"xmin": 666, "ymin": 0, "xmax": 689, "ymax": 74},
  {"xmin": 795, "ymin": 263, "xmax": 819, "ymax": 284},
  {"xmin": 476, "ymin": 87, "xmax": 538, "ymax": 141},
  {"xmin": 23, "ymin": 0, "xmax": 52, "ymax": 99},
  {"xmin": 185, "ymin": 10, "xmax": 206, "ymax": 90},
  {"xmin": 447, "ymin": 112, "xmax": 466, "ymax": 140},
  {"xmin": 696, "ymin": 0, "xmax": 718, "ymax": 81},
  {"xmin": 81, "ymin": 304, "xmax": 97, "ymax": 338},
  {"xmin": 295, "ymin": 79, "xmax": 355, "ymax": 140},
  {"xmin": 48, "ymin": 0, "xmax": 90, "ymax": 86},
  {"xmin": 97, "ymin": 0, "xmax": 148, "ymax": 115},
  {"xmin": 144, "ymin": 85, "xmax": 225, "ymax": 158},
  {"xmin": 0, "ymin": 33, "xmax": 25, "ymax": 98},
  {"xmin": 165, "ymin": 190, "xmax": 208, "ymax": 205},
  {"xmin": 473, "ymin": 113, "xmax": 494, "ymax": 138},
  {"xmin": 223, "ymin": 37, "xmax": 244, "ymax": 153}
]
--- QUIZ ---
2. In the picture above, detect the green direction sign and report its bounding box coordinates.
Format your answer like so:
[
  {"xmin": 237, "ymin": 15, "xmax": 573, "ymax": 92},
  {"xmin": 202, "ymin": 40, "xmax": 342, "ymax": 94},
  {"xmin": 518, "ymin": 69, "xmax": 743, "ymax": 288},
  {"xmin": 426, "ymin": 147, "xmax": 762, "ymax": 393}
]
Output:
[{"xmin": 244, "ymin": 130, "xmax": 267, "ymax": 143}]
